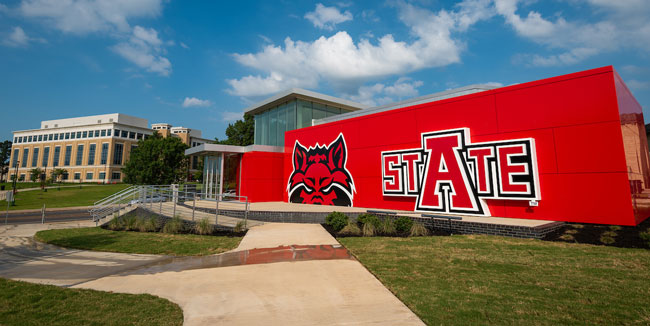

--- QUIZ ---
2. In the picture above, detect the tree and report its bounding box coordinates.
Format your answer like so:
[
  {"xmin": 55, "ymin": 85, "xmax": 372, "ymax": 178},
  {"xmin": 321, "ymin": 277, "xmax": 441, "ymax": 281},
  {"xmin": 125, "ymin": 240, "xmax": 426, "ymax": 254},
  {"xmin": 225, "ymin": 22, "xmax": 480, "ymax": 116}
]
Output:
[
  {"xmin": 0, "ymin": 140, "xmax": 12, "ymax": 182},
  {"xmin": 29, "ymin": 168, "xmax": 42, "ymax": 182},
  {"xmin": 51, "ymin": 168, "xmax": 67, "ymax": 183},
  {"xmin": 123, "ymin": 132, "xmax": 189, "ymax": 184},
  {"xmin": 214, "ymin": 113, "xmax": 254, "ymax": 146}
]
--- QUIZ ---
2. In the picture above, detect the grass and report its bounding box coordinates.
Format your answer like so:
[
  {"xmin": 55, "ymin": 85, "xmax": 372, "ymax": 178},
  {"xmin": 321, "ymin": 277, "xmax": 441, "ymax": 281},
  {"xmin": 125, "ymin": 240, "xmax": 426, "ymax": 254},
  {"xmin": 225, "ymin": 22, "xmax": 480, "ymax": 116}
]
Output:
[
  {"xmin": 35, "ymin": 227, "xmax": 242, "ymax": 256},
  {"xmin": 0, "ymin": 277, "xmax": 182, "ymax": 326},
  {"xmin": 339, "ymin": 235, "xmax": 650, "ymax": 326},
  {"xmin": 0, "ymin": 183, "xmax": 129, "ymax": 210}
]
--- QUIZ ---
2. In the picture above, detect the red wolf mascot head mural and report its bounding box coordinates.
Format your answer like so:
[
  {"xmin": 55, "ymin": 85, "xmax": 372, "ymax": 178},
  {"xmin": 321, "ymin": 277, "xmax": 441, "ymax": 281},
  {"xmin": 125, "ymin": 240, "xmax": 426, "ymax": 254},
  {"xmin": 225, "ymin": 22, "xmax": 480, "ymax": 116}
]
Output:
[{"xmin": 287, "ymin": 134, "xmax": 355, "ymax": 206}]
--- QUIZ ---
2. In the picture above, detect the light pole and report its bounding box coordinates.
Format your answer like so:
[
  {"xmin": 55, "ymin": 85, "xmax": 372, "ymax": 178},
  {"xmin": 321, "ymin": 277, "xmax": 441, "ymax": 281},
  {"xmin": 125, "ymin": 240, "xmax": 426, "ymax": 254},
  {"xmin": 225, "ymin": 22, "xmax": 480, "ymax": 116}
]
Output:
[{"xmin": 11, "ymin": 160, "xmax": 19, "ymax": 205}]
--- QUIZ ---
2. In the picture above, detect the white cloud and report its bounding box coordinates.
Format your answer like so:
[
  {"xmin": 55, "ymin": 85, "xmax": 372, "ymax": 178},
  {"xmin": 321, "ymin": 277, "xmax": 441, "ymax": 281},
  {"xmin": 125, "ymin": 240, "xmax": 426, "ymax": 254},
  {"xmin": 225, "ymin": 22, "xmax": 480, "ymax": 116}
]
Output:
[
  {"xmin": 228, "ymin": 0, "xmax": 494, "ymax": 99},
  {"xmin": 19, "ymin": 0, "xmax": 163, "ymax": 35},
  {"xmin": 305, "ymin": 3, "xmax": 353, "ymax": 30},
  {"xmin": 182, "ymin": 97, "xmax": 212, "ymax": 108},
  {"xmin": 494, "ymin": 0, "xmax": 650, "ymax": 66},
  {"xmin": 626, "ymin": 80, "xmax": 650, "ymax": 90},
  {"xmin": 112, "ymin": 26, "xmax": 171, "ymax": 76},
  {"xmin": 4, "ymin": 26, "xmax": 29, "ymax": 47},
  {"xmin": 346, "ymin": 78, "xmax": 424, "ymax": 106},
  {"xmin": 3, "ymin": 26, "xmax": 46, "ymax": 47},
  {"xmin": 180, "ymin": 42, "xmax": 189, "ymax": 49},
  {"xmin": 222, "ymin": 111, "xmax": 244, "ymax": 122}
]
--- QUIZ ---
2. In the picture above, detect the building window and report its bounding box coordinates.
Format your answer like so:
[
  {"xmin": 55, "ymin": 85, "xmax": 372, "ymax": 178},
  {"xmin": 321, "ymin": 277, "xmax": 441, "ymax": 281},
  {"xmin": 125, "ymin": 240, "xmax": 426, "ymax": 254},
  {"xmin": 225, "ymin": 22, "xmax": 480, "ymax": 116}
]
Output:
[
  {"xmin": 42, "ymin": 147, "xmax": 50, "ymax": 167},
  {"xmin": 86, "ymin": 172, "xmax": 93, "ymax": 180},
  {"xmin": 83, "ymin": 131, "xmax": 88, "ymax": 138},
  {"xmin": 99, "ymin": 172, "xmax": 106, "ymax": 180},
  {"xmin": 88, "ymin": 144, "xmax": 96, "ymax": 165},
  {"xmin": 113, "ymin": 143, "xmax": 123, "ymax": 165},
  {"xmin": 107, "ymin": 129, "xmax": 111, "ymax": 136},
  {"xmin": 21, "ymin": 148, "xmax": 28, "ymax": 167},
  {"xmin": 53, "ymin": 146, "xmax": 60, "ymax": 167},
  {"xmin": 95, "ymin": 130, "xmax": 100, "ymax": 137},
  {"xmin": 64, "ymin": 145, "xmax": 72, "ymax": 166},
  {"xmin": 28, "ymin": 136, "xmax": 32, "ymax": 142},
  {"xmin": 12, "ymin": 149, "xmax": 18, "ymax": 167},
  {"xmin": 54, "ymin": 134, "xmax": 59, "ymax": 141},
  {"xmin": 192, "ymin": 156, "xmax": 199, "ymax": 170},
  {"xmin": 129, "ymin": 131, "xmax": 135, "ymax": 139},
  {"xmin": 65, "ymin": 133, "xmax": 70, "ymax": 140},
  {"xmin": 74, "ymin": 172, "xmax": 81, "ymax": 180},
  {"xmin": 115, "ymin": 129, "xmax": 121, "ymax": 137},
  {"xmin": 137, "ymin": 133, "xmax": 143, "ymax": 140},
  {"xmin": 101, "ymin": 129, "xmax": 106, "ymax": 137},
  {"xmin": 100, "ymin": 143, "xmax": 108, "ymax": 164},
  {"xmin": 111, "ymin": 172, "xmax": 121, "ymax": 181},
  {"xmin": 19, "ymin": 174, "xmax": 25, "ymax": 181},
  {"xmin": 32, "ymin": 147, "xmax": 39, "ymax": 167},
  {"xmin": 76, "ymin": 144, "xmax": 84, "ymax": 165},
  {"xmin": 121, "ymin": 130, "xmax": 128, "ymax": 138},
  {"xmin": 76, "ymin": 132, "xmax": 82, "ymax": 138},
  {"xmin": 70, "ymin": 132, "xmax": 75, "ymax": 139},
  {"xmin": 62, "ymin": 172, "xmax": 68, "ymax": 180},
  {"xmin": 38, "ymin": 135, "xmax": 43, "ymax": 142}
]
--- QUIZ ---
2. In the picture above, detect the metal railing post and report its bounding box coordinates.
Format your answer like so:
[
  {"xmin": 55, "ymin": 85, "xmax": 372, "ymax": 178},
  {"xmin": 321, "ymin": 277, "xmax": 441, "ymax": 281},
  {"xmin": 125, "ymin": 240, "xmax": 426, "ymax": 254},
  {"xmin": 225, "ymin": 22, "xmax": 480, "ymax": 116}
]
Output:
[
  {"xmin": 41, "ymin": 204, "xmax": 45, "ymax": 224},
  {"xmin": 159, "ymin": 192, "xmax": 163, "ymax": 216},
  {"xmin": 192, "ymin": 194, "xmax": 196, "ymax": 221},
  {"xmin": 215, "ymin": 195, "xmax": 219, "ymax": 225},
  {"xmin": 173, "ymin": 196, "xmax": 177, "ymax": 218},
  {"xmin": 245, "ymin": 200, "xmax": 249, "ymax": 229}
]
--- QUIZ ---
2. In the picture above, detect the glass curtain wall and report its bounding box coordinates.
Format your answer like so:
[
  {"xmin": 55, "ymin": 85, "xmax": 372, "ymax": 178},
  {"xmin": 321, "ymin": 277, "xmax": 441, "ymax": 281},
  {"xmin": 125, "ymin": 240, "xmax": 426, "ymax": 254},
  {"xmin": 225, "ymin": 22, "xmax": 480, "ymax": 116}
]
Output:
[
  {"xmin": 254, "ymin": 100, "xmax": 345, "ymax": 146},
  {"xmin": 203, "ymin": 155, "xmax": 222, "ymax": 200}
]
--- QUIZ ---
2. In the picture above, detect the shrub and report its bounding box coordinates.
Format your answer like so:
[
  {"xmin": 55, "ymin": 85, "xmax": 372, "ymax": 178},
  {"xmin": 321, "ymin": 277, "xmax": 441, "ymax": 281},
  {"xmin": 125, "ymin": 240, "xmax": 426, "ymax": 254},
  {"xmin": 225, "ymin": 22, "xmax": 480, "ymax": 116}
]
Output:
[
  {"xmin": 123, "ymin": 215, "xmax": 138, "ymax": 231},
  {"xmin": 600, "ymin": 235, "xmax": 615, "ymax": 245},
  {"xmin": 395, "ymin": 216, "xmax": 414, "ymax": 234},
  {"xmin": 338, "ymin": 222, "xmax": 361, "ymax": 236},
  {"xmin": 163, "ymin": 216, "xmax": 185, "ymax": 234},
  {"xmin": 107, "ymin": 217, "xmax": 124, "ymax": 231},
  {"xmin": 409, "ymin": 222, "xmax": 429, "ymax": 237},
  {"xmin": 326, "ymin": 212, "xmax": 349, "ymax": 232},
  {"xmin": 357, "ymin": 213, "xmax": 381, "ymax": 228},
  {"xmin": 559, "ymin": 234, "xmax": 574, "ymax": 241},
  {"xmin": 137, "ymin": 216, "xmax": 158, "ymax": 232},
  {"xmin": 640, "ymin": 230, "xmax": 650, "ymax": 247},
  {"xmin": 362, "ymin": 222, "xmax": 376, "ymax": 237},
  {"xmin": 195, "ymin": 218, "xmax": 213, "ymax": 235},
  {"xmin": 381, "ymin": 218, "xmax": 396, "ymax": 235},
  {"xmin": 234, "ymin": 220, "xmax": 247, "ymax": 233}
]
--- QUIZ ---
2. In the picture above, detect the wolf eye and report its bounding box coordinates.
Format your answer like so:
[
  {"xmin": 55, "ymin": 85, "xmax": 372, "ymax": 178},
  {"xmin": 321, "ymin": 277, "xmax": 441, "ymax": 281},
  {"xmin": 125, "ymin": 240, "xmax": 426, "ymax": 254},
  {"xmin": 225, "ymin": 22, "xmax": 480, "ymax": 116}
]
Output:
[{"xmin": 305, "ymin": 178, "xmax": 315, "ymax": 187}]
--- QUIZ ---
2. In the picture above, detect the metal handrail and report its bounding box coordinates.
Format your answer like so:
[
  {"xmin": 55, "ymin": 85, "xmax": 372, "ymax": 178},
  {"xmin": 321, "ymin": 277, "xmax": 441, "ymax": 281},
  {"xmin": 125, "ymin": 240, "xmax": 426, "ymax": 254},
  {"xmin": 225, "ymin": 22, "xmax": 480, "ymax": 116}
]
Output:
[{"xmin": 93, "ymin": 185, "xmax": 137, "ymax": 206}]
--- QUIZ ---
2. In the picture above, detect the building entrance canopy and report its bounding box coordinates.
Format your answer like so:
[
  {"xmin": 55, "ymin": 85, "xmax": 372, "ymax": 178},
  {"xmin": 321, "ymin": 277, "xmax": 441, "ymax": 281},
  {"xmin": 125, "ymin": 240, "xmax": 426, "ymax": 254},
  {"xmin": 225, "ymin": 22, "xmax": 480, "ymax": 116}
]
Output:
[{"xmin": 186, "ymin": 144, "xmax": 283, "ymax": 200}]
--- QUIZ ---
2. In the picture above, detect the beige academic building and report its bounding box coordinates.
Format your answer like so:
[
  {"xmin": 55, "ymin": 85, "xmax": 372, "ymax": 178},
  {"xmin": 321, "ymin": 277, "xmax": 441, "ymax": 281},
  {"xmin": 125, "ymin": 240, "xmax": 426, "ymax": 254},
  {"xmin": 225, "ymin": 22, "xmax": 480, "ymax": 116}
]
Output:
[{"xmin": 8, "ymin": 113, "xmax": 209, "ymax": 183}]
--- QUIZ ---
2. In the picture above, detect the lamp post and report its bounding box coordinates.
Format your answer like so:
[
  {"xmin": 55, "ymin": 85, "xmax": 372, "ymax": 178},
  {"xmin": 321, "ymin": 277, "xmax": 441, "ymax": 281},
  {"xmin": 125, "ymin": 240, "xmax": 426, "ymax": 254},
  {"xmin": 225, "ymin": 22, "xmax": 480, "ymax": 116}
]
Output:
[{"xmin": 11, "ymin": 160, "xmax": 19, "ymax": 205}]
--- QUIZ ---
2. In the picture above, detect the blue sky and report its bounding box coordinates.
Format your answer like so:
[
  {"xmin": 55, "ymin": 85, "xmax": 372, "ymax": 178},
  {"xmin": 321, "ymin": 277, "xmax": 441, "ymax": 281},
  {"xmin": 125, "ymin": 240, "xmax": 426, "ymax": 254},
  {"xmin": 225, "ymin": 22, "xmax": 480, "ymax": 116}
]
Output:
[{"xmin": 1, "ymin": 0, "xmax": 649, "ymax": 141}]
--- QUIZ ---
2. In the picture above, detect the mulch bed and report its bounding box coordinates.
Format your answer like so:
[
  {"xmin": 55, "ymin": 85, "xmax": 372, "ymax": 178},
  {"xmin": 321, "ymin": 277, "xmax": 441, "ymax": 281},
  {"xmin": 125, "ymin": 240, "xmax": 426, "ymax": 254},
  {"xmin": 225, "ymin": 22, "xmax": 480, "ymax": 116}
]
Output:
[
  {"xmin": 321, "ymin": 223, "xmax": 451, "ymax": 238},
  {"xmin": 543, "ymin": 218, "xmax": 650, "ymax": 249}
]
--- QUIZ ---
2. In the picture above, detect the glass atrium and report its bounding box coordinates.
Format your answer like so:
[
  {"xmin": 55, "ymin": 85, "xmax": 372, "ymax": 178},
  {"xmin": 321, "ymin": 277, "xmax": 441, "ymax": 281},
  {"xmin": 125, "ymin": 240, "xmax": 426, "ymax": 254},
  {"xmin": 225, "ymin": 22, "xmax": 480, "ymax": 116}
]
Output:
[{"xmin": 254, "ymin": 99, "xmax": 354, "ymax": 147}]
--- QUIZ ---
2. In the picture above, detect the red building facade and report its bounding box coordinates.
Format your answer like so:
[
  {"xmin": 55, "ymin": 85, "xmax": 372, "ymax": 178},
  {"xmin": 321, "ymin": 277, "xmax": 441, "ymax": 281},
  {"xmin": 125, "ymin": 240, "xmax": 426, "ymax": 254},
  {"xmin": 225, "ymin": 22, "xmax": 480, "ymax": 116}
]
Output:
[{"xmin": 212, "ymin": 66, "xmax": 650, "ymax": 226}]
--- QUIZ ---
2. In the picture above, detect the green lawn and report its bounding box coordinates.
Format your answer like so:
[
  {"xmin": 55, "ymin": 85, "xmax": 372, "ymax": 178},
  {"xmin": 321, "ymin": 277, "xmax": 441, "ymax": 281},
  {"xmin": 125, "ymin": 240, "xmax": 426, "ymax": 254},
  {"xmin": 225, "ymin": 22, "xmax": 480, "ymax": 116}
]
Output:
[
  {"xmin": 0, "ymin": 278, "xmax": 182, "ymax": 326},
  {"xmin": 0, "ymin": 184, "xmax": 129, "ymax": 210},
  {"xmin": 35, "ymin": 227, "xmax": 243, "ymax": 256},
  {"xmin": 339, "ymin": 235, "xmax": 650, "ymax": 326}
]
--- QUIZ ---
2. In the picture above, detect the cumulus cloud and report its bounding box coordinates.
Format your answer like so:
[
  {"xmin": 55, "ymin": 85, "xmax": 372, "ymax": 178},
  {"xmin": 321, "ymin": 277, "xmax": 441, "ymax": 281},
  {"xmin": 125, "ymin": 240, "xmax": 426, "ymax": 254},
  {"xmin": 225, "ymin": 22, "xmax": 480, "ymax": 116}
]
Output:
[
  {"xmin": 228, "ymin": 0, "xmax": 494, "ymax": 99},
  {"xmin": 19, "ymin": 0, "xmax": 163, "ymax": 35},
  {"xmin": 221, "ymin": 111, "xmax": 244, "ymax": 122},
  {"xmin": 3, "ymin": 26, "xmax": 46, "ymax": 47},
  {"xmin": 305, "ymin": 3, "xmax": 353, "ymax": 30},
  {"xmin": 17, "ymin": 0, "xmax": 170, "ymax": 75},
  {"xmin": 182, "ymin": 97, "xmax": 212, "ymax": 108},
  {"xmin": 112, "ymin": 26, "xmax": 171, "ymax": 76},
  {"xmin": 346, "ymin": 78, "xmax": 424, "ymax": 106},
  {"xmin": 494, "ymin": 0, "xmax": 650, "ymax": 66}
]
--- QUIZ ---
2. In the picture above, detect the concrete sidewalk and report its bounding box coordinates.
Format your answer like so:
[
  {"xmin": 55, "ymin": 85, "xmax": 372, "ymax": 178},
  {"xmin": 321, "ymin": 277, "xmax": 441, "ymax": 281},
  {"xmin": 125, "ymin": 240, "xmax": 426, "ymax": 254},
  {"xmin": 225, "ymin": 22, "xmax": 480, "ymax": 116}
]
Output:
[
  {"xmin": 0, "ymin": 221, "xmax": 168, "ymax": 286},
  {"xmin": 77, "ymin": 223, "xmax": 425, "ymax": 326}
]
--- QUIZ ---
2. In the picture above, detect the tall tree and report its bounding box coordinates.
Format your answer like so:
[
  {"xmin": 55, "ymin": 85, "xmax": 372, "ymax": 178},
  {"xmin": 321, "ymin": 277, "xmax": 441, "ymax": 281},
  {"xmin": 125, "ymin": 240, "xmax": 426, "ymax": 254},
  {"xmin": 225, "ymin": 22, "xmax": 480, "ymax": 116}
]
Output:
[
  {"xmin": 0, "ymin": 140, "xmax": 12, "ymax": 182},
  {"xmin": 29, "ymin": 168, "xmax": 42, "ymax": 182},
  {"xmin": 214, "ymin": 114, "xmax": 254, "ymax": 146},
  {"xmin": 123, "ymin": 132, "xmax": 189, "ymax": 184}
]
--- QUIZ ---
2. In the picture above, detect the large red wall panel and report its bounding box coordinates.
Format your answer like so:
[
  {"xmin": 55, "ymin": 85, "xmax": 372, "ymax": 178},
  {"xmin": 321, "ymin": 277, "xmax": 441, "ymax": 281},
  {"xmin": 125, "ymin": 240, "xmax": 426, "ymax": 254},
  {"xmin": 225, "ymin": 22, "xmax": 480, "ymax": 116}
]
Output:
[{"xmin": 281, "ymin": 66, "xmax": 649, "ymax": 225}]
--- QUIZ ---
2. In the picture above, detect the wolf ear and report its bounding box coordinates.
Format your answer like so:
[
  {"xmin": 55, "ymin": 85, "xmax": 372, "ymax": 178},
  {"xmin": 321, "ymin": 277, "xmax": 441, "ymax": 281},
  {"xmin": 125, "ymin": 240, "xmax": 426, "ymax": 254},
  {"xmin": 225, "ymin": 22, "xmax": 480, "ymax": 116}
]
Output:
[
  {"xmin": 293, "ymin": 142, "xmax": 308, "ymax": 172},
  {"xmin": 327, "ymin": 134, "xmax": 347, "ymax": 170}
]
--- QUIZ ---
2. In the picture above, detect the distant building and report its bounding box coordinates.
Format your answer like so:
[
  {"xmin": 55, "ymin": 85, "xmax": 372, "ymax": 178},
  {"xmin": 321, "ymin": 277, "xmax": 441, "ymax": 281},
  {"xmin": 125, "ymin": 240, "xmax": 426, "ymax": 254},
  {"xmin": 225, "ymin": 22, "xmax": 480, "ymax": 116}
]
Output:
[{"xmin": 7, "ymin": 113, "xmax": 210, "ymax": 183}]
